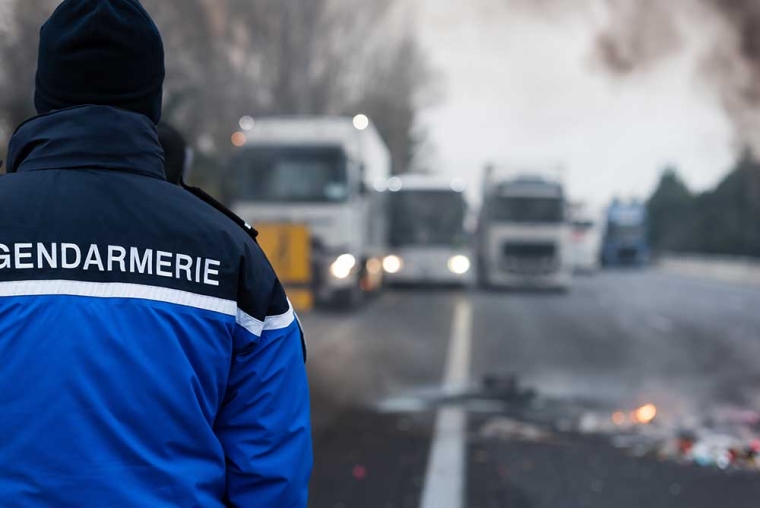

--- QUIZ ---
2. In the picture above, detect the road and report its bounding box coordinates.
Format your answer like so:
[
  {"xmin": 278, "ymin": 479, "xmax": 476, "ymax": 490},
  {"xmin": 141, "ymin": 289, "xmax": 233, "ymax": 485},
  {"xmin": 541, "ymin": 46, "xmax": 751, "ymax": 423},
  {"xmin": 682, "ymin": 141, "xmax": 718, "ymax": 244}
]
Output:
[{"xmin": 302, "ymin": 270, "xmax": 760, "ymax": 508}]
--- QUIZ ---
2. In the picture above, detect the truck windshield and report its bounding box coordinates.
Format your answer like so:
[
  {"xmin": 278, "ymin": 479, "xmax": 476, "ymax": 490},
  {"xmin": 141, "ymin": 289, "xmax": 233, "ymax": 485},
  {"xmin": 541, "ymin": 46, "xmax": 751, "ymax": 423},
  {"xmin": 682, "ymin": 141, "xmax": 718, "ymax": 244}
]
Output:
[
  {"xmin": 489, "ymin": 197, "xmax": 564, "ymax": 223},
  {"xmin": 229, "ymin": 146, "xmax": 349, "ymax": 203},
  {"xmin": 389, "ymin": 190, "xmax": 467, "ymax": 247}
]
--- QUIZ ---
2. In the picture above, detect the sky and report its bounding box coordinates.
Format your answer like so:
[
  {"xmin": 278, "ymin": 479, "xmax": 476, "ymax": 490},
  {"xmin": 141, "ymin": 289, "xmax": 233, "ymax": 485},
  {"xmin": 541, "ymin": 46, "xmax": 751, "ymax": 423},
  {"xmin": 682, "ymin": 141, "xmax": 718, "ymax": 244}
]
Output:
[{"xmin": 414, "ymin": 0, "xmax": 736, "ymax": 207}]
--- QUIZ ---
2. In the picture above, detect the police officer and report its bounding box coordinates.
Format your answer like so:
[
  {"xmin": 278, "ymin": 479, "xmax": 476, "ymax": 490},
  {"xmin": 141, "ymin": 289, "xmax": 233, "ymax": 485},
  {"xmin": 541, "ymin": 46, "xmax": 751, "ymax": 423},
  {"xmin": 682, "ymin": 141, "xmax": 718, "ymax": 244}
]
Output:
[
  {"xmin": 0, "ymin": 1, "xmax": 312, "ymax": 506},
  {"xmin": 157, "ymin": 123, "xmax": 192, "ymax": 185}
]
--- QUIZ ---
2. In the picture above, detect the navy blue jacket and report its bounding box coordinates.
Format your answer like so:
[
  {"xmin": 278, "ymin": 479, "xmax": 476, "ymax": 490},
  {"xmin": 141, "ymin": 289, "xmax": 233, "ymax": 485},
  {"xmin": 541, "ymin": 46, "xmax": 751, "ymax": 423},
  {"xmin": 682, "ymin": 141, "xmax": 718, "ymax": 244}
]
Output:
[{"xmin": 0, "ymin": 106, "xmax": 312, "ymax": 507}]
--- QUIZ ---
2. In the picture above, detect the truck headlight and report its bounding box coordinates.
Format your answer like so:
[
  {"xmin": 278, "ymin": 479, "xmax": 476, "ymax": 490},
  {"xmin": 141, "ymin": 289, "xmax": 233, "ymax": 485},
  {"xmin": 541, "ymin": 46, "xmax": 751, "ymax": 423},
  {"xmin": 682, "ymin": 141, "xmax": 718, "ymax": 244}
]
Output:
[
  {"xmin": 330, "ymin": 254, "xmax": 357, "ymax": 280},
  {"xmin": 383, "ymin": 255, "xmax": 404, "ymax": 274},
  {"xmin": 448, "ymin": 255, "xmax": 471, "ymax": 275}
]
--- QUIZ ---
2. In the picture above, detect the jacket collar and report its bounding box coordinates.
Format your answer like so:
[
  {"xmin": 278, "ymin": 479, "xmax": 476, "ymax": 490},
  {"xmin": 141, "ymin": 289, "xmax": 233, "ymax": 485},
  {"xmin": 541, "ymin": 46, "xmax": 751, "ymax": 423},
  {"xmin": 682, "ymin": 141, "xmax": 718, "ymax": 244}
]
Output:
[{"xmin": 6, "ymin": 105, "xmax": 165, "ymax": 180}]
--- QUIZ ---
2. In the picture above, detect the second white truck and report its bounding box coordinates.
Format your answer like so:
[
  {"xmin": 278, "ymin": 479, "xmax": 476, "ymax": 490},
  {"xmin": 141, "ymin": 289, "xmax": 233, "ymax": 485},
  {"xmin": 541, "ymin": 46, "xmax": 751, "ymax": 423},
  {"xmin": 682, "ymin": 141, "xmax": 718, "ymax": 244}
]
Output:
[{"xmin": 382, "ymin": 174, "xmax": 474, "ymax": 286}]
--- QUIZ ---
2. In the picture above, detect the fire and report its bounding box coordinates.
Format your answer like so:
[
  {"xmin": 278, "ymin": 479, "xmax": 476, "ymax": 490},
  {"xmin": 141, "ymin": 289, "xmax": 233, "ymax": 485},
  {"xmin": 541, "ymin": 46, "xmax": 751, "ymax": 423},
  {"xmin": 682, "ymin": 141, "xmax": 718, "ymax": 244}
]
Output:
[
  {"xmin": 612, "ymin": 411, "xmax": 627, "ymax": 426},
  {"xmin": 231, "ymin": 131, "xmax": 247, "ymax": 147},
  {"xmin": 634, "ymin": 404, "xmax": 657, "ymax": 424}
]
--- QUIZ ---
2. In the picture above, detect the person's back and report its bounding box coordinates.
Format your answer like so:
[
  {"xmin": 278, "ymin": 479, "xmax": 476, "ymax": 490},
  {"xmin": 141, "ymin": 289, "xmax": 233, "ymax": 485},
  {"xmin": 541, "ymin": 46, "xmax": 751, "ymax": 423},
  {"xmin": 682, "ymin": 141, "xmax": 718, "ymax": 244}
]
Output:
[{"xmin": 0, "ymin": 1, "xmax": 312, "ymax": 506}]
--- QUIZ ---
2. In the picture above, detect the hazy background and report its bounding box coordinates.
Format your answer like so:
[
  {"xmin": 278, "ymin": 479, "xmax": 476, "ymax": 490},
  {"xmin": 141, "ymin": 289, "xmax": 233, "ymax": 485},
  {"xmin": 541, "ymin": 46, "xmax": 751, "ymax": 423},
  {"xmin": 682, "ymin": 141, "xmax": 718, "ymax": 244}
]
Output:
[
  {"xmin": 1, "ymin": 0, "xmax": 758, "ymax": 257},
  {"xmin": 414, "ymin": 0, "xmax": 753, "ymax": 207}
]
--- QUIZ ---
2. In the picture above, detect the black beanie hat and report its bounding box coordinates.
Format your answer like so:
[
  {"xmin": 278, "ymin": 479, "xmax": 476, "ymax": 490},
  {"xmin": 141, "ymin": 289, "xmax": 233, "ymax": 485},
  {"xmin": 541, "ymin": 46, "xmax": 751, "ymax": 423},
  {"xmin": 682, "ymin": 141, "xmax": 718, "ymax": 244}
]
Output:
[{"xmin": 34, "ymin": 0, "xmax": 165, "ymax": 124}]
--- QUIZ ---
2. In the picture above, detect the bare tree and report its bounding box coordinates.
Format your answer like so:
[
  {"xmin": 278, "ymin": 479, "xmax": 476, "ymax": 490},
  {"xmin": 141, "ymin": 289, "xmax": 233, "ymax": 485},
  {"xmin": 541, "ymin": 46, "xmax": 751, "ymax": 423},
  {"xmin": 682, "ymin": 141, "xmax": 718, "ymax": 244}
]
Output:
[
  {"xmin": 142, "ymin": 0, "xmax": 241, "ymax": 153},
  {"xmin": 0, "ymin": 0, "xmax": 57, "ymax": 153},
  {"xmin": 224, "ymin": 0, "xmax": 394, "ymax": 115},
  {"xmin": 232, "ymin": 0, "xmax": 434, "ymax": 173},
  {"xmin": 0, "ymin": 0, "xmax": 436, "ymax": 180},
  {"xmin": 349, "ymin": 34, "xmax": 437, "ymax": 174}
]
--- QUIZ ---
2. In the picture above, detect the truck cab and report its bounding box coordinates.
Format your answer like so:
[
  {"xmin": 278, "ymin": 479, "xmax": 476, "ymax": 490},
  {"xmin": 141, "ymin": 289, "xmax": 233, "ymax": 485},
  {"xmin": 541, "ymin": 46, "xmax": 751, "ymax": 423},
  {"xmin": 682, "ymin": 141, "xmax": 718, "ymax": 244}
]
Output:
[
  {"xmin": 568, "ymin": 204, "xmax": 603, "ymax": 273},
  {"xmin": 225, "ymin": 116, "xmax": 391, "ymax": 307},
  {"xmin": 477, "ymin": 174, "xmax": 572, "ymax": 290},
  {"xmin": 383, "ymin": 174, "xmax": 474, "ymax": 286},
  {"xmin": 601, "ymin": 200, "xmax": 651, "ymax": 267}
]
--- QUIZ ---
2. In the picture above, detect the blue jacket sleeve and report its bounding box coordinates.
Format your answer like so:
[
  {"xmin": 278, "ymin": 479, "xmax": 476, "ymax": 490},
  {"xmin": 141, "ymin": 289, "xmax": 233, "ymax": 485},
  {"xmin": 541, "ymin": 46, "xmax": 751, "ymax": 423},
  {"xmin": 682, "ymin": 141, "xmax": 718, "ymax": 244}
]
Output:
[{"xmin": 214, "ymin": 314, "xmax": 313, "ymax": 507}]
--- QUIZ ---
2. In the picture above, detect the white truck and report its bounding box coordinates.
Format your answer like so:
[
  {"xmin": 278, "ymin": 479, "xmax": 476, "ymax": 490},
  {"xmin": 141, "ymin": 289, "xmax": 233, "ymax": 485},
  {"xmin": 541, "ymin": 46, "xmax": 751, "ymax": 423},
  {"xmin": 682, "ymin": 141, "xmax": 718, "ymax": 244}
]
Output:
[
  {"xmin": 567, "ymin": 203, "xmax": 603, "ymax": 273},
  {"xmin": 477, "ymin": 172, "xmax": 572, "ymax": 290},
  {"xmin": 382, "ymin": 174, "xmax": 474, "ymax": 286},
  {"xmin": 225, "ymin": 116, "xmax": 391, "ymax": 307}
]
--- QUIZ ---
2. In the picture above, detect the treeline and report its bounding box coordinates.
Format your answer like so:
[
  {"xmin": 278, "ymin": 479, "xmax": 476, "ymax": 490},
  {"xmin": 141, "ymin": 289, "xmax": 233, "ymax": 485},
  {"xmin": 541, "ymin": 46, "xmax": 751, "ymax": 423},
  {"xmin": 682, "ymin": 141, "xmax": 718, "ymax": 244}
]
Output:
[
  {"xmin": 0, "ymin": 0, "xmax": 435, "ymax": 184},
  {"xmin": 648, "ymin": 150, "xmax": 760, "ymax": 258}
]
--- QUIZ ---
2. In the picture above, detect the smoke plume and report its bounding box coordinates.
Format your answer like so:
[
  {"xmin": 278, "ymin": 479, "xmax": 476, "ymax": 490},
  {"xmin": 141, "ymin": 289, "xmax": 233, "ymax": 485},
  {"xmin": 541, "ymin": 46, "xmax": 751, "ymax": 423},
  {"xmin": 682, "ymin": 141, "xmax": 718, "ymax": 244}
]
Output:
[
  {"xmin": 702, "ymin": 0, "xmax": 760, "ymax": 147},
  {"xmin": 593, "ymin": 0, "xmax": 683, "ymax": 74},
  {"xmin": 518, "ymin": 0, "xmax": 760, "ymax": 150}
]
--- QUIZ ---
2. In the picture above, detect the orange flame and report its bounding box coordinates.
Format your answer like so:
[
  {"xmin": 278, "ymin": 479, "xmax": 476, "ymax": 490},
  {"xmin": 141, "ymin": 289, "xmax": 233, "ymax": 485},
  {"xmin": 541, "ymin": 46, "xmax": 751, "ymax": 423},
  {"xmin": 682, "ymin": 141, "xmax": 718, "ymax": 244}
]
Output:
[{"xmin": 634, "ymin": 404, "xmax": 657, "ymax": 424}]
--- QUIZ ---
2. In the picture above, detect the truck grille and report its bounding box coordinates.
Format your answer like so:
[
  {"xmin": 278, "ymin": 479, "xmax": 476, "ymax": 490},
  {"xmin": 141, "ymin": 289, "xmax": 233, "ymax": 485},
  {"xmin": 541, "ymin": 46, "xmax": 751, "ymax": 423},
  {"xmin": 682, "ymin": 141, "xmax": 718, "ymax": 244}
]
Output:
[
  {"xmin": 617, "ymin": 247, "xmax": 640, "ymax": 263},
  {"xmin": 501, "ymin": 242, "xmax": 559, "ymax": 275}
]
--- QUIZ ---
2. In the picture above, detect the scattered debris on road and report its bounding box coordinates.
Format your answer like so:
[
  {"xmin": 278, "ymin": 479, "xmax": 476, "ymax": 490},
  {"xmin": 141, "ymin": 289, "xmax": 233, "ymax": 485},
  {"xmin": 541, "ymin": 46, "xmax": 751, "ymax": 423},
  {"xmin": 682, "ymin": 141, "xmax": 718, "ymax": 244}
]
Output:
[
  {"xmin": 569, "ymin": 403, "xmax": 760, "ymax": 471},
  {"xmin": 480, "ymin": 417, "xmax": 552, "ymax": 442},
  {"xmin": 380, "ymin": 373, "xmax": 760, "ymax": 473}
]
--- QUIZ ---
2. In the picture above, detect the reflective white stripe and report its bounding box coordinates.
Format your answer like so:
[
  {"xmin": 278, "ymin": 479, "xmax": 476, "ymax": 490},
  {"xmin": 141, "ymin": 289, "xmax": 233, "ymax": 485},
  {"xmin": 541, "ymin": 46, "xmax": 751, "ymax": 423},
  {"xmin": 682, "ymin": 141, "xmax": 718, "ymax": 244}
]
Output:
[
  {"xmin": 0, "ymin": 279, "xmax": 296, "ymax": 338},
  {"xmin": 236, "ymin": 309, "xmax": 264, "ymax": 337},
  {"xmin": 236, "ymin": 300, "xmax": 296, "ymax": 336},
  {"xmin": 0, "ymin": 279, "xmax": 237, "ymax": 315},
  {"xmin": 263, "ymin": 300, "xmax": 296, "ymax": 331}
]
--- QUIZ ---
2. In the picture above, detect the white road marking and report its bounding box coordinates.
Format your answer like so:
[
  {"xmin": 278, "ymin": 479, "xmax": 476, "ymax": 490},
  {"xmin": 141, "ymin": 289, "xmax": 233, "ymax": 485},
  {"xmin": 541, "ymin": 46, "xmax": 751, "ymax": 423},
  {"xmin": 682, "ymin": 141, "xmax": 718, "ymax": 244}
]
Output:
[{"xmin": 420, "ymin": 299, "xmax": 473, "ymax": 508}]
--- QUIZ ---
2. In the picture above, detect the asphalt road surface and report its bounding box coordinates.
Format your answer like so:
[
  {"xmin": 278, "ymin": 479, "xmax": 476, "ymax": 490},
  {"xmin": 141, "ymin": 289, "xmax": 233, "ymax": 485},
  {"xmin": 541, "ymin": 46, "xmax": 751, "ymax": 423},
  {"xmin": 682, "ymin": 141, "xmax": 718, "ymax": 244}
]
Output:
[{"xmin": 303, "ymin": 270, "xmax": 760, "ymax": 508}]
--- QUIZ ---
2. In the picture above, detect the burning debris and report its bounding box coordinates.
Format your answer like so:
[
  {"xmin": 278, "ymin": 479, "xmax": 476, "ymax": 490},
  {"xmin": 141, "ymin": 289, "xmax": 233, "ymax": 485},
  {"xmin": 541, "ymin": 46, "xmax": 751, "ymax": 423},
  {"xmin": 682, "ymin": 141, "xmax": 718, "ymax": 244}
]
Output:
[
  {"xmin": 482, "ymin": 403, "xmax": 760, "ymax": 472},
  {"xmin": 577, "ymin": 403, "xmax": 760, "ymax": 471},
  {"xmin": 379, "ymin": 374, "xmax": 760, "ymax": 472},
  {"xmin": 634, "ymin": 403, "xmax": 658, "ymax": 425}
]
